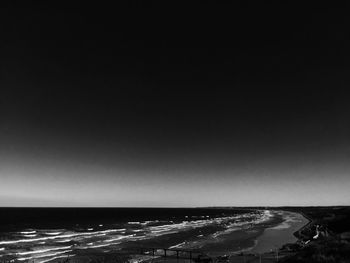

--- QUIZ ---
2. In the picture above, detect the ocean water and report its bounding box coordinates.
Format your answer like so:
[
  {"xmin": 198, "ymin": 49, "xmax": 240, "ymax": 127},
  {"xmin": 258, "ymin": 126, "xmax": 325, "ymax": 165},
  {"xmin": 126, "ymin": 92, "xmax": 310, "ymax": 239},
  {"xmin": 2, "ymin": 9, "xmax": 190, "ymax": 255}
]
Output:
[{"xmin": 0, "ymin": 208, "xmax": 275, "ymax": 262}]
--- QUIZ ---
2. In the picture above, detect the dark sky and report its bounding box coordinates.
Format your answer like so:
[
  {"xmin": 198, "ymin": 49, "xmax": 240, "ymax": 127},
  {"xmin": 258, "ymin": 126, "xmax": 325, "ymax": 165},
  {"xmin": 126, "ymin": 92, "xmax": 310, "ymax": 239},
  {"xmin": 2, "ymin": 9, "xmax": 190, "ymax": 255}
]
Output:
[{"xmin": 1, "ymin": 3, "xmax": 350, "ymax": 206}]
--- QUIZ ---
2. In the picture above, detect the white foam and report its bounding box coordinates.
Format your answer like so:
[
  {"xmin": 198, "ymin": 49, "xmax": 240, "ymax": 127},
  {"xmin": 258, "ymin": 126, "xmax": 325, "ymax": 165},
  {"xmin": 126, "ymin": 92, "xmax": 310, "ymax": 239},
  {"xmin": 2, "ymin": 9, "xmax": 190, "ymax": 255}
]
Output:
[
  {"xmin": 17, "ymin": 249, "xmax": 72, "ymax": 261},
  {"xmin": 169, "ymin": 241, "xmax": 186, "ymax": 249},
  {"xmin": 38, "ymin": 254, "xmax": 74, "ymax": 263},
  {"xmin": 20, "ymin": 231, "xmax": 36, "ymax": 234},
  {"xmin": 87, "ymin": 243, "xmax": 110, "ymax": 248},
  {"xmin": 0, "ymin": 228, "xmax": 126, "ymax": 245},
  {"xmin": 141, "ymin": 220, "xmax": 159, "ymax": 225},
  {"xmin": 103, "ymin": 234, "xmax": 135, "ymax": 242},
  {"xmin": 80, "ymin": 242, "xmax": 122, "ymax": 249},
  {"xmin": 17, "ymin": 246, "xmax": 72, "ymax": 256},
  {"xmin": 56, "ymin": 239, "xmax": 71, "ymax": 243}
]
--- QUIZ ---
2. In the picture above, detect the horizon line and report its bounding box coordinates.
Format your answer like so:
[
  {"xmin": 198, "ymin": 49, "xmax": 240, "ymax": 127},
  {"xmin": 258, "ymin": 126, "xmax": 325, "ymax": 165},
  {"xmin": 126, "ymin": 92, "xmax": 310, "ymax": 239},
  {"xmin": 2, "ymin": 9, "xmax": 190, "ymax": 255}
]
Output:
[{"xmin": 0, "ymin": 205, "xmax": 349, "ymax": 208}]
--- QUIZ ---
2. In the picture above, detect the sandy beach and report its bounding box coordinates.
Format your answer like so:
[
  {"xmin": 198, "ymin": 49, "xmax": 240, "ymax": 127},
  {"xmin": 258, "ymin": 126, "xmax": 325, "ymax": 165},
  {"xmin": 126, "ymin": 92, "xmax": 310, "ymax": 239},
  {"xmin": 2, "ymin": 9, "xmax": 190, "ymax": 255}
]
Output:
[
  {"xmin": 147, "ymin": 210, "xmax": 310, "ymax": 263},
  {"xmin": 201, "ymin": 210, "xmax": 309, "ymax": 256},
  {"xmin": 0, "ymin": 209, "xmax": 310, "ymax": 262},
  {"xmin": 249, "ymin": 210, "xmax": 309, "ymax": 254}
]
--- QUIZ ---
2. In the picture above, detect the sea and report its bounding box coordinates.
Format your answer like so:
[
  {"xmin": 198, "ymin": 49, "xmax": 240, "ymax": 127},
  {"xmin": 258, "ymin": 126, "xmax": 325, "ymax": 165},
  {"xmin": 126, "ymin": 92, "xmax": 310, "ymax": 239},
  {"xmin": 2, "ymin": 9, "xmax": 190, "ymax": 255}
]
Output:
[{"xmin": 0, "ymin": 208, "xmax": 288, "ymax": 262}]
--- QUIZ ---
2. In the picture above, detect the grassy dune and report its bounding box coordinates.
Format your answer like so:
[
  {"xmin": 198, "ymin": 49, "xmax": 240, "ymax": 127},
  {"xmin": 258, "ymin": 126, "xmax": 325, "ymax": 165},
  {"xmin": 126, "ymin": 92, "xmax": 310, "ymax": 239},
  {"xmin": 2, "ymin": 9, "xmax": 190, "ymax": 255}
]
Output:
[{"xmin": 281, "ymin": 207, "xmax": 350, "ymax": 263}]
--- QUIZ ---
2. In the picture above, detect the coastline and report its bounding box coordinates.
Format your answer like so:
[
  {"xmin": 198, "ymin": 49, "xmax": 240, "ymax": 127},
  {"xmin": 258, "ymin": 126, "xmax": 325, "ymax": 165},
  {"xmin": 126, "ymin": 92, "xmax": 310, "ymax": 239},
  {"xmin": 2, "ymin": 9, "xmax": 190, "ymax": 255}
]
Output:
[
  {"xmin": 249, "ymin": 210, "xmax": 310, "ymax": 254},
  {"xmin": 137, "ymin": 210, "xmax": 311, "ymax": 263},
  {"xmin": 68, "ymin": 210, "xmax": 312, "ymax": 263},
  {"xmin": 292, "ymin": 211, "xmax": 313, "ymax": 240},
  {"xmin": 0, "ymin": 209, "xmax": 312, "ymax": 263}
]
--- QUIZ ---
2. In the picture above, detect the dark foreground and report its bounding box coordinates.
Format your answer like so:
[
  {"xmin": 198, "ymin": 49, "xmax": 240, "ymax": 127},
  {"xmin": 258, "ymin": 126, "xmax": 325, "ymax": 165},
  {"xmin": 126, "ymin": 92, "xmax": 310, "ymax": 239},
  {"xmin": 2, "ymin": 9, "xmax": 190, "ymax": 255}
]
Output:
[{"xmin": 282, "ymin": 206, "xmax": 350, "ymax": 263}]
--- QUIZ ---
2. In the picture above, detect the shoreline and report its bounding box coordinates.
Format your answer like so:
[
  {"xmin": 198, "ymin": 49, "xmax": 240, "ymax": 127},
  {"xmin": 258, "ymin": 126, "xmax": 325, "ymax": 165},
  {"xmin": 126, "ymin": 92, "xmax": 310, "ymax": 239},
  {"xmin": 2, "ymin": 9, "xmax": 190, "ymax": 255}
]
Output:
[
  {"xmin": 0, "ymin": 209, "xmax": 312, "ymax": 263},
  {"xmin": 248, "ymin": 210, "xmax": 310, "ymax": 254},
  {"xmin": 67, "ymin": 210, "xmax": 313, "ymax": 263},
  {"xmin": 136, "ymin": 209, "xmax": 310, "ymax": 262},
  {"xmin": 292, "ymin": 211, "xmax": 313, "ymax": 240}
]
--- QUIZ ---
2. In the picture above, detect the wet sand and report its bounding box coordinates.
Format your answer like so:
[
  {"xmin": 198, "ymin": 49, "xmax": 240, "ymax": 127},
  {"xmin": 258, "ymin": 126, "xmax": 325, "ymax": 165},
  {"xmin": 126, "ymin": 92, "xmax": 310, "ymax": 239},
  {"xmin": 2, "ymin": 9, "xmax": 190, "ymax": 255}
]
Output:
[{"xmin": 250, "ymin": 210, "xmax": 309, "ymax": 254}]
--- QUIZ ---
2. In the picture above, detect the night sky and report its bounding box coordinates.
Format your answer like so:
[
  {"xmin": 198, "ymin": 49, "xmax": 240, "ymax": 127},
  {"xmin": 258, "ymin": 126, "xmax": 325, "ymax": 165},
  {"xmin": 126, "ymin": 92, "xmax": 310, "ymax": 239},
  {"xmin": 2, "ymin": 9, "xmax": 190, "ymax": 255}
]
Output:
[{"xmin": 1, "ymin": 3, "xmax": 350, "ymax": 206}]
